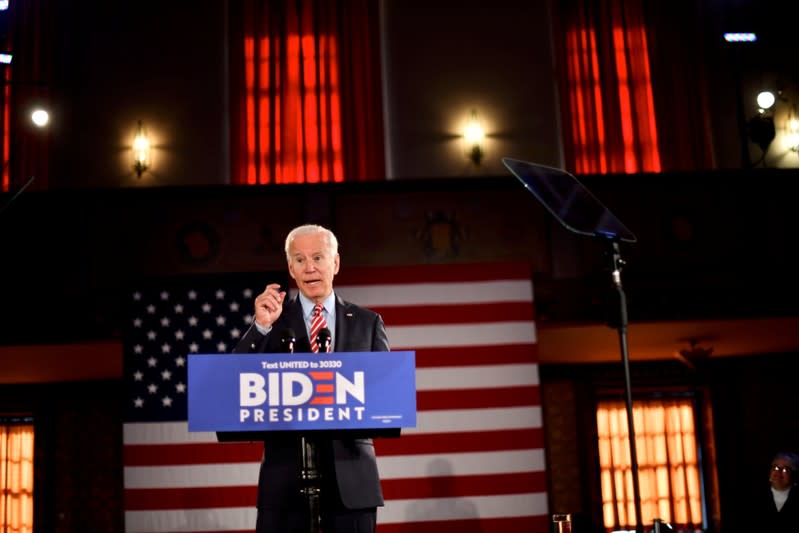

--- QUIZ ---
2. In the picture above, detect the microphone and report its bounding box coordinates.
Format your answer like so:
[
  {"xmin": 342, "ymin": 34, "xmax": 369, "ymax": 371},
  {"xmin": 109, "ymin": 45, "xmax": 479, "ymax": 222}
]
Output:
[
  {"xmin": 281, "ymin": 328, "xmax": 296, "ymax": 354},
  {"xmin": 316, "ymin": 327, "xmax": 332, "ymax": 353}
]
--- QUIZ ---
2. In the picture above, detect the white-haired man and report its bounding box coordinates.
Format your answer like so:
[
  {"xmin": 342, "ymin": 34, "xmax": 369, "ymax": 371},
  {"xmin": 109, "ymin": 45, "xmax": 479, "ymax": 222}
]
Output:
[{"xmin": 234, "ymin": 224, "xmax": 389, "ymax": 533}]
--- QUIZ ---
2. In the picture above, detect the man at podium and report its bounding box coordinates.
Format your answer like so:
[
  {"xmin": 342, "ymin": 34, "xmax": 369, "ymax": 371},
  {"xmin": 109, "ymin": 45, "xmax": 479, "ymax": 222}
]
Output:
[{"xmin": 233, "ymin": 224, "xmax": 390, "ymax": 533}]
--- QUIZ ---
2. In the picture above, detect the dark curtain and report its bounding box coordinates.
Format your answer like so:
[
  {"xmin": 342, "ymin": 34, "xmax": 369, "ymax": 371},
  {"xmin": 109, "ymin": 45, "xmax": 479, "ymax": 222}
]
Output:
[
  {"xmin": 229, "ymin": 0, "xmax": 385, "ymax": 185},
  {"xmin": 642, "ymin": 0, "xmax": 716, "ymax": 171},
  {"xmin": 336, "ymin": 0, "xmax": 384, "ymax": 183},
  {"xmin": 0, "ymin": 0, "xmax": 51, "ymax": 193},
  {"xmin": 553, "ymin": 0, "xmax": 715, "ymax": 175}
]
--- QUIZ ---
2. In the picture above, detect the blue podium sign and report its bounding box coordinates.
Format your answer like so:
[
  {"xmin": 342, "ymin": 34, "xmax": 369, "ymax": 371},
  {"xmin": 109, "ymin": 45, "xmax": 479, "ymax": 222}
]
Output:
[{"xmin": 188, "ymin": 351, "xmax": 416, "ymax": 432}]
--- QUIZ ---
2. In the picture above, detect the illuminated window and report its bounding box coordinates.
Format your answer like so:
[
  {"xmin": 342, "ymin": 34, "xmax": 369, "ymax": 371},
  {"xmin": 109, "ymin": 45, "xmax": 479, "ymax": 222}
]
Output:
[
  {"xmin": 597, "ymin": 398, "xmax": 704, "ymax": 532},
  {"xmin": 0, "ymin": 418, "xmax": 34, "ymax": 533}
]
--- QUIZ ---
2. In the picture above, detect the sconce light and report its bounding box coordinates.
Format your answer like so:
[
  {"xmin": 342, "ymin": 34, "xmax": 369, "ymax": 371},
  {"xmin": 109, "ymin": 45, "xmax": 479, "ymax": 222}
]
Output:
[
  {"xmin": 30, "ymin": 108, "xmax": 49, "ymax": 128},
  {"xmin": 133, "ymin": 120, "xmax": 151, "ymax": 178},
  {"xmin": 747, "ymin": 92, "xmax": 776, "ymax": 161},
  {"xmin": 463, "ymin": 109, "xmax": 485, "ymax": 165},
  {"xmin": 756, "ymin": 90, "xmax": 776, "ymax": 113}
]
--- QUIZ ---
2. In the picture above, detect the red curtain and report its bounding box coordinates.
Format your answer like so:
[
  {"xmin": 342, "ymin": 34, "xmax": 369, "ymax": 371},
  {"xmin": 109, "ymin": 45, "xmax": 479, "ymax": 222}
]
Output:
[
  {"xmin": 642, "ymin": 0, "xmax": 716, "ymax": 171},
  {"xmin": 229, "ymin": 0, "xmax": 385, "ymax": 185},
  {"xmin": 1, "ymin": 7, "xmax": 11, "ymax": 192},
  {"xmin": 554, "ymin": 0, "xmax": 715, "ymax": 175},
  {"xmin": 0, "ymin": 0, "xmax": 51, "ymax": 193},
  {"xmin": 1, "ymin": 60, "xmax": 9, "ymax": 192},
  {"xmin": 554, "ymin": 0, "xmax": 661, "ymax": 175}
]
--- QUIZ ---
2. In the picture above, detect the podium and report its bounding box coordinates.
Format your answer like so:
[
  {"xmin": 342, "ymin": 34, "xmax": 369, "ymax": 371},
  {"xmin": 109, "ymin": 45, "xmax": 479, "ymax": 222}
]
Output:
[{"xmin": 187, "ymin": 350, "xmax": 416, "ymax": 532}]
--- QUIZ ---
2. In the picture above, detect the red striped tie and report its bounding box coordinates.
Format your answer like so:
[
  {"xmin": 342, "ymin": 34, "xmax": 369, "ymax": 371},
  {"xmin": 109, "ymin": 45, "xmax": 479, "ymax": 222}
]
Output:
[{"xmin": 310, "ymin": 303, "xmax": 328, "ymax": 353}]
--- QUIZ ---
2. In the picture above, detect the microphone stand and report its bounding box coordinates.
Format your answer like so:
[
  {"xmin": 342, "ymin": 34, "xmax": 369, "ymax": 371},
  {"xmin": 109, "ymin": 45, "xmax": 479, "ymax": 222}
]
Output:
[
  {"xmin": 299, "ymin": 435, "xmax": 321, "ymax": 533},
  {"xmin": 291, "ymin": 328, "xmax": 330, "ymax": 533},
  {"xmin": 607, "ymin": 241, "xmax": 643, "ymax": 533},
  {"xmin": 501, "ymin": 158, "xmax": 643, "ymax": 532},
  {"xmin": 281, "ymin": 329, "xmax": 322, "ymax": 532}
]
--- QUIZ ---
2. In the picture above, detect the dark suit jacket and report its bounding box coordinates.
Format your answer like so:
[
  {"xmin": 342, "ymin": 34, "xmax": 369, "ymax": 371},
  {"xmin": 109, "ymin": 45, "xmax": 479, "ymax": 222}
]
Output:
[
  {"xmin": 751, "ymin": 485, "xmax": 799, "ymax": 533},
  {"xmin": 232, "ymin": 293, "xmax": 390, "ymax": 511}
]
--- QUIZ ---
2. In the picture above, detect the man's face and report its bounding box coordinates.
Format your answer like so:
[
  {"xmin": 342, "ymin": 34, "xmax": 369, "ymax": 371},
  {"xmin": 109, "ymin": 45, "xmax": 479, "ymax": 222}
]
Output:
[
  {"xmin": 770, "ymin": 460, "xmax": 795, "ymax": 491},
  {"xmin": 287, "ymin": 232, "xmax": 340, "ymax": 303}
]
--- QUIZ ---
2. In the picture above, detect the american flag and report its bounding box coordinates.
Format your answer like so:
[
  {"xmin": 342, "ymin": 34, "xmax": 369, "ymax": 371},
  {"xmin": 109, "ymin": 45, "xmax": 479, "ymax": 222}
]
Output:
[{"xmin": 122, "ymin": 263, "xmax": 548, "ymax": 533}]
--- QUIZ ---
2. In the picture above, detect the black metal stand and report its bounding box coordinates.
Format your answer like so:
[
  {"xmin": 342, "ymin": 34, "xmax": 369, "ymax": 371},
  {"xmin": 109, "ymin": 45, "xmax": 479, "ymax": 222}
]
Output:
[
  {"xmin": 298, "ymin": 326, "xmax": 332, "ymax": 533},
  {"xmin": 299, "ymin": 436, "xmax": 321, "ymax": 533},
  {"xmin": 606, "ymin": 241, "xmax": 643, "ymax": 533},
  {"xmin": 501, "ymin": 157, "xmax": 643, "ymax": 533},
  {"xmin": 282, "ymin": 328, "xmax": 323, "ymax": 533}
]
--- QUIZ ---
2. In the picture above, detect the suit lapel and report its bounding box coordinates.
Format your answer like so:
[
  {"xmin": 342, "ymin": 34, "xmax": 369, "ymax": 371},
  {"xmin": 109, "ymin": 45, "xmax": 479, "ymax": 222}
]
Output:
[{"xmin": 334, "ymin": 294, "xmax": 350, "ymax": 352}]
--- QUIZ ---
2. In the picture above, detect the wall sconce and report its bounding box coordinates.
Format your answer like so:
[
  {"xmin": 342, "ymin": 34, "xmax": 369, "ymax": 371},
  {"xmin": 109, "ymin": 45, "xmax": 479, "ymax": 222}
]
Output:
[
  {"xmin": 133, "ymin": 120, "xmax": 151, "ymax": 178},
  {"xmin": 30, "ymin": 108, "xmax": 49, "ymax": 128},
  {"xmin": 756, "ymin": 90, "xmax": 776, "ymax": 113},
  {"xmin": 747, "ymin": 91, "xmax": 776, "ymax": 163},
  {"xmin": 463, "ymin": 109, "xmax": 485, "ymax": 165}
]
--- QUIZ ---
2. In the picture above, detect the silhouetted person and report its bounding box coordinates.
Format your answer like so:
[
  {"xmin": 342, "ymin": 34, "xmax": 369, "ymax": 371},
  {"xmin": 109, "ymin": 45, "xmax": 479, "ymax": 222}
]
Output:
[{"xmin": 746, "ymin": 451, "xmax": 799, "ymax": 532}]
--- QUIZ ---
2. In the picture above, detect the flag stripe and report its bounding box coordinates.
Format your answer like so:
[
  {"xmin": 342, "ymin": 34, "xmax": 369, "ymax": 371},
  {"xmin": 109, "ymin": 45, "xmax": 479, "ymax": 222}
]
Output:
[
  {"xmin": 372, "ymin": 301, "xmax": 535, "ymax": 325},
  {"xmin": 124, "ymin": 463, "xmax": 259, "ymax": 489},
  {"xmin": 412, "ymin": 344, "xmax": 538, "ymax": 367},
  {"xmin": 124, "ymin": 472, "xmax": 548, "ymax": 511},
  {"xmin": 418, "ymin": 385, "xmax": 540, "ymax": 410},
  {"xmin": 416, "ymin": 364, "xmax": 539, "ymax": 390},
  {"xmin": 124, "ymin": 499, "xmax": 551, "ymax": 533},
  {"xmin": 402, "ymin": 406, "xmax": 542, "ymax": 434},
  {"xmin": 375, "ymin": 428, "xmax": 544, "ymax": 456},
  {"xmin": 125, "ymin": 507, "xmax": 256, "ymax": 533},
  {"xmin": 334, "ymin": 262, "xmax": 533, "ymax": 285},
  {"xmin": 376, "ymin": 515, "xmax": 552, "ymax": 533},
  {"xmin": 124, "ymin": 442, "xmax": 262, "ymax": 466},
  {"xmin": 381, "ymin": 471, "xmax": 548, "ymax": 499},
  {"xmin": 124, "ymin": 422, "xmax": 215, "ymax": 445},
  {"xmin": 388, "ymin": 322, "xmax": 536, "ymax": 348},
  {"xmin": 125, "ymin": 486, "xmax": 258, "ymax": 511},
  {"xmin": 378, "ymin": 449, "xmax": 547, "ymax": 479},
  {"xmin": 337, "ymin": 280, "xmax": 533, "ymax": 307},
  {"xmin": 378, "ymin": 492, "xmax": 549, "ymax": 523}
]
